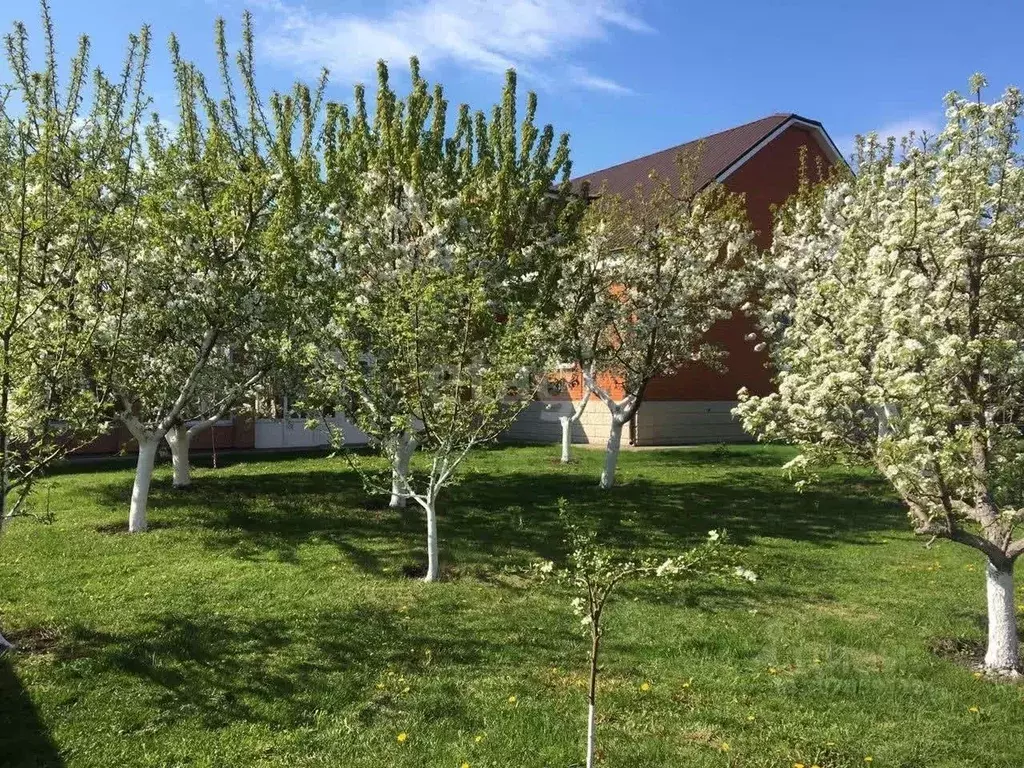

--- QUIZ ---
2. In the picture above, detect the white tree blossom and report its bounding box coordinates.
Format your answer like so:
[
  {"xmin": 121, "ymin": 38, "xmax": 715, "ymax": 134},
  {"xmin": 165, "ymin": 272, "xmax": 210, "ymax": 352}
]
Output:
[
  {"xmin": 737, "ymin": 75, "xmax": 1024, "ymax": 674},
  {"xmin": 103, "ymin": 17, "xmax": 322, "ymax": 530},
  {"xmin": 308, "ymin": 61, "xmax": 582, "ymax": 581},
  {"xmin": 567, "ymin": 172, "xmax": 755, "ymax": 488},
  {"xmin": 0, "ymin": 4, "xmax": 150, "ymax": 649},
  {"xmin": 547, "ymin": 216, "xmax": 619, "ymax": 464}
]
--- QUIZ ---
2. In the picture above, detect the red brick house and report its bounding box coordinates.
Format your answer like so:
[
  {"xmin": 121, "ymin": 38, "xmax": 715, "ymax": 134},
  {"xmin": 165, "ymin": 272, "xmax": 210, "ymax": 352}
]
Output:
[{"xmin": 505, "ymin": 113, "xmax": 843, "ymax": 446}]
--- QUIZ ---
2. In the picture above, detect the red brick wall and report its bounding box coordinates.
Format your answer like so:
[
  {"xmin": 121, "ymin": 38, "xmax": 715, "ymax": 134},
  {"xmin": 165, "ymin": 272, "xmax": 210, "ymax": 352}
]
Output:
[
  {"xmin": 560, "ymin": 368, "xmax": 627, "ymax": 403},
  {"xmin": 76, "ymin": 425, "xmax": 135, "ymax": 455},
  {"xmin": 72, "ymin": 414, "xmax": 255, "ymax": 455},
  {"xmin": 643, "ymin": 124, "xmax": 834, "ymax": 402}
]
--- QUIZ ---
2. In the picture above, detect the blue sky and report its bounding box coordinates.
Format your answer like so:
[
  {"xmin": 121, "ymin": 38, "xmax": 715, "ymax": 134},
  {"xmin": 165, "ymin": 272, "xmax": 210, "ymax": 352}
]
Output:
[{"xmin": 4, "ymin": 0, "xmax": 1023, "ymax": 175}]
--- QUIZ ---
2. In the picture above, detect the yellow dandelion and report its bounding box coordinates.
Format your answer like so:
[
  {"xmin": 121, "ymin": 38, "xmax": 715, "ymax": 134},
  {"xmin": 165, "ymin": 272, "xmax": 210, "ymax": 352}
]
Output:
[
  {"xmin": 640, "ymin": 681, "xmax": 651, "ymax": 692},
  {"xmin": 794, "ymin": 763, "xmax": 805, "ymax": 768},
  {"xmin": 397, "ymin": 732, "xmax": 408, "ymax": 743},
  {"xmin": 968, "ymin": 705, "xmax": 980, "ymax": 713},
  {"xmin": 474, "ymin": 734, "xmax": 485, "ymax": 744},
  {"xmin": 508, "ymin": 695, "xmax": 517, "ymax": 704},
  {"xmin": 461, "ymin": 763, "xmax": 470, "ymax": 768},
  {"xmin": 747, "ymin": 714, "xmax": 756, "ymax": 721},
  {"xmin": 719, "ymin": 742, "xmax": 730, "ymax": 753},
  {"xmin": 768, "ymin": 667, "xmax": 778, "ymax": 675},
  {"xmin": 973, "ymin": 671, "xmax": 983, "ymax": 679},
  {"xmin": 864, "ymin": 758, "xmax": 874, "ymax": 764}
]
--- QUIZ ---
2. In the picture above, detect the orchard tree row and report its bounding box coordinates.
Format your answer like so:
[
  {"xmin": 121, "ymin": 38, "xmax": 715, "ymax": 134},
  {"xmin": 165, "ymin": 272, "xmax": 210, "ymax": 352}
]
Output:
[
  {"xmin": 0, "ymin": 5, "xmax": 756, "ymax": 589},
  {"xmin": 4, "ymin": 2, "xmax": 1024, "ymax": 682}
]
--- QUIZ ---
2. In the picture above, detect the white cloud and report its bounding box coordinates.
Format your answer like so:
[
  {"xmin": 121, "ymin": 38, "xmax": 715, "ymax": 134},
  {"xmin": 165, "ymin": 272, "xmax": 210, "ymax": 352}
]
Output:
[
  {"xmin": 252, "ymin": 0, "xmax": 648, "ymax": 93},
  {"xmin": 567, "ymin": 66, "xmax": 632, "ymax": 94},
  {"xmin": 836, "ymin": 115, "xmax": 942, "ymax": 158}
]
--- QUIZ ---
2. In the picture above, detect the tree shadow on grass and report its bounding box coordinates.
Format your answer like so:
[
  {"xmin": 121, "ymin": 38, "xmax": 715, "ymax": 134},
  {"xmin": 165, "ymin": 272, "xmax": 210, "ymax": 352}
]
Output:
[
  {"xmin": 0, "ymin": 657, "xmax": 65, "ymax": 767},
  {"xmin": 615, "ymin": 444, "xmax": 799, "ymax": 468},
  {"xmin": 85, "ymin": 452, "xmax": 904, "ymax": 580},
  {"xmin": 53, "ymin": 447, "xmax": 354, "ymax": 477},
  {"xmin": 89, "ymin": 467, "xmax": 421, "ymax": 570},
  {"xmin": 59, "ymin": 603, "xmax": 572, "ymax": 734},
  {"xmin": 447, "ymin": 469, "xmax": 902, "ymax": 556}
]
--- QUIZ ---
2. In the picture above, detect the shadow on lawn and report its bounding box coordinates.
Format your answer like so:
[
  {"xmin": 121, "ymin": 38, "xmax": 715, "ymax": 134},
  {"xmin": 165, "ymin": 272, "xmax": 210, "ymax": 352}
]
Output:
[
  {"xmin": 88, "ymin": 449, "xmax": 903, "ymax": 577},
  {"xmin": 92, "ymin": 466, "xmax": 424, "ymax": 571},
  {"xmin": 54, "ymin": 447, "xmax": 345, "ymax": 476},
  {"xmin": 0, "ymin": 658, "xmax": 65, "ymax": 767},
  {"xmin": 60, "ymin": 603, "xmax": 570, "ymax": 733},
  {"xmin": 612, "ymin": 444, "xmax": 798, "ymax": 468}
]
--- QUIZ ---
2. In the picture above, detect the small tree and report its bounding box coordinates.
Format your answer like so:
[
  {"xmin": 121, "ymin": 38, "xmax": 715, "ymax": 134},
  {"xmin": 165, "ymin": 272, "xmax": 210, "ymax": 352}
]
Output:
[
  {"xmin": 567, "ymin": 172, "xmax": 755, "ymax": 489},
  {"xmin": 0, "ymin": 3, "xmax": 151, "ymax": 648},
  {"xmin": 105, "ymin": 17, "xmax": 321, "ymax": 529},
  {"xmin": 535, "ymin": 500, "xmax": 756, "ymax": 768},
  {"xmin": 310, "ymin": 61, "xmax": 582, "ymax": 581},
  {"xmin": 737, "ymin": 76, "xmax": 1024, "ymax": 674}
]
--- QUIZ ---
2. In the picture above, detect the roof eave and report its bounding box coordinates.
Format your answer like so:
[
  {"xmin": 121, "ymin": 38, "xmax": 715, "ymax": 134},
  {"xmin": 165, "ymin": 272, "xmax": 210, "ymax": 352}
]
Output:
[{"xmin": 712, "ymin": 115, "xmax": 848, "ymax": 189}]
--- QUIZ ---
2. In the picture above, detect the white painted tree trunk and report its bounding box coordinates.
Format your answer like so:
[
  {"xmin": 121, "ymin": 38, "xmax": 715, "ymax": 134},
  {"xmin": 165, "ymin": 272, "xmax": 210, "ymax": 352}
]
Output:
[
  {"xmin": 165, "ymin": 424, "xmax": 191, "ymax": 489},
  {"xmin": 984, "ymin": 560, "xmax": 1020, "ymax": 673},
  {"xmin": 873, "ymin": 403, "xmax": 899, "ymax": 439},
  {"xmin": 424, "ymin": 494, "xmax": 439, "ymax": 582},
  {"xmin": 129, "ymin": 437, "xmax": 159, "ymax": 533},
  {"xmin": 390, "ymin": 432, "xmax": 416, "ymax": 508},
  {"xmin": 585, "ymin": 700, "xmax": 597, "ymax": 768},
  {"xmin": 559, "ymin": 415, "xmax": 574, "ymax": 464},
  {"xmin": 558, "ymin": 385, "xmax": 591, "ymax": 464},
  {"xmin": 599, "ymin": 418, "xmax": 625, "ymax": 490}
]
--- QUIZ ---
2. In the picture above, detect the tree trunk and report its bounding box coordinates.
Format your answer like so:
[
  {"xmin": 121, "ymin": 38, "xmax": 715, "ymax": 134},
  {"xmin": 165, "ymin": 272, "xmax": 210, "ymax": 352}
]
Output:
[
  {"xmin": 165, "ymin": 424, "xmax": 191, "ymax": 489},
  {"xmin": 424, "ymin": 494, "xmax": 439, "ymax": 582},
  {"xmin": 586, "ymin": 626, "xmax": 600, "ymax": 768},
  {"xmin": 0, "ymin": 507, "xmax": 11, "ymax": 651},
  {"xmin": 984, "ymin": 559, "xmax": 1020, "ymax": 673},
  {"xmin": 586, "ymin": 699, "xmax": 596, "ymax": 768},
  {"xmin": 129, "ymin": 437, "xmax": 159, "ymax": 533},
  {"xmin": 390, "ymin": 432, "xmax": 416, "ymax": 508},
  {"xmin": 559, "ymin": 415, "xmax": 573, "ymax": 464},
  {"xmin": 599, "ymin": 418, "xmax": 624, "ymax": 490}
]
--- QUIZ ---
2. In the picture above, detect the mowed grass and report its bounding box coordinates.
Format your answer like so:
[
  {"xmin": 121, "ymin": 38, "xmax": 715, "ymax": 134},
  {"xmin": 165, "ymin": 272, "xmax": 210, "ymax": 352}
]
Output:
[{"xmin": 1, "ymin": 444, "xmax": 1022, "ymax": 768}]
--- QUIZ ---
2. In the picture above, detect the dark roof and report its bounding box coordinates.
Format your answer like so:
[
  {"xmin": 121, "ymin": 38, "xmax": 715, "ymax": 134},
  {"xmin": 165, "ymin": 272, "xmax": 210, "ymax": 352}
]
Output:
[{"xmin": 572, "ymin": 113, "xmax": 826, "ymax": 198}]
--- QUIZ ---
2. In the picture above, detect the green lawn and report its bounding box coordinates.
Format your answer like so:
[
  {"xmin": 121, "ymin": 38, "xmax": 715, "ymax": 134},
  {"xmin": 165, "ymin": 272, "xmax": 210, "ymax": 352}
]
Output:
[{"xmin": 0, "ymin": 445, "xmax": 1021, "ymax": 768}]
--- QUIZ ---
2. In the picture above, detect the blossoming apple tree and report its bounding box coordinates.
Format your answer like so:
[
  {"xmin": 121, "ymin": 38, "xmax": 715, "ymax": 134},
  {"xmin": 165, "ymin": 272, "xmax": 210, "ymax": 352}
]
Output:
[
  {"xmin": 309, "ymin": 60, "xmax": 582, "ymax": 581},
  {"xmin": 105, "ymin": 17, "xmax": 322, "ymax": 531},
  {"xmin": 567, "ymin": 170, "xmax": 755, "ymax": 488},
  {"xmin": 737, "ymin": 76, "xmax": 1024, "ymax": 674},
  {"xmin": 547, "ymin": 212, "xmax": 619, "ymax": 464},
  {"xmin": 0, "ymin": 5, "xmax": 150, "ymax": 648}
]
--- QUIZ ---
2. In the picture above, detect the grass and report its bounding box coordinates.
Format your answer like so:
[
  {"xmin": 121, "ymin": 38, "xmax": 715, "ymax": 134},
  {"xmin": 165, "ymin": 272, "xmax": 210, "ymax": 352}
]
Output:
[{"xmin": 0, "ymin": 444, "xmax": 1022, "ymax": 767}]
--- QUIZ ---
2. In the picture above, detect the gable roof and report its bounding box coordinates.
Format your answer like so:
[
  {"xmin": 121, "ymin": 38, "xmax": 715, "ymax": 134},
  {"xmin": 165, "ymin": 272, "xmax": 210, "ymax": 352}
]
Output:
[{"xmin": 572, "ymin": 113, "xmax": 843, "ymax": 198}]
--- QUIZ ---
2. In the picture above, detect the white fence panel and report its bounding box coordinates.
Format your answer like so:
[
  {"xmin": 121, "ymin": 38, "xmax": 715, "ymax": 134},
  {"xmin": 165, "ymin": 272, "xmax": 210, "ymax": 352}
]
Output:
[{"xmin": 254, "ymin": 415, "xmax": 370, "ymax": 450}]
